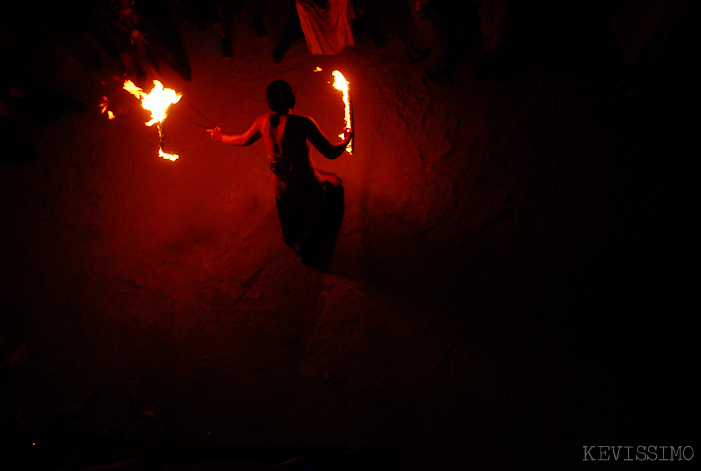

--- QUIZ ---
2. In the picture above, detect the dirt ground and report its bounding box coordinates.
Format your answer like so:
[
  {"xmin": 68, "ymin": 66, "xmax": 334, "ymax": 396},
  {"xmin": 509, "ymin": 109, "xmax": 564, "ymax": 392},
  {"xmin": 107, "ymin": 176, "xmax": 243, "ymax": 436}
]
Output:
[{"xmin": 1, "ymin": 2, "xmax": 697, "ymax": 470}]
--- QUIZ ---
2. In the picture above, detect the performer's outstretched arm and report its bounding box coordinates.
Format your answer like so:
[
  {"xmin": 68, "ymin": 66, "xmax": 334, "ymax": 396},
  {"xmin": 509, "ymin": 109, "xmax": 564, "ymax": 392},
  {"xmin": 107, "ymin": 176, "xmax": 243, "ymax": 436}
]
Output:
[
  {"xmin": 208, "ymin": 117, "xmax": 262, "ymax": 146},
  {"xmin": 305, "ymin": 116, "xmax": 353, "ymax": 160}
]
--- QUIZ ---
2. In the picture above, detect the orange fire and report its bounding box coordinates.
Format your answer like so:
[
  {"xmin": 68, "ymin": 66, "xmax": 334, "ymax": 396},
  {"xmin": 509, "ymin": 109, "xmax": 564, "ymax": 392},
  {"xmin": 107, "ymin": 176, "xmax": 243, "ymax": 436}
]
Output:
[
  {"xmin": 157, "ymin": 148, "xmax": 178, "ymax": 161},
  {"xmin": 123, "ymin": 80, "xmax": 182, "ymax": 126},
  {"xmin": 99, "ymin": 96, "xmax": 115, "ymax": 119},
  {"xmin": 123, "ymin": 80, "xmax": 182, "ymax": 160},
  {"xmin": 332, "ymin": 70, "xmax": 353, "ymax": 154}
]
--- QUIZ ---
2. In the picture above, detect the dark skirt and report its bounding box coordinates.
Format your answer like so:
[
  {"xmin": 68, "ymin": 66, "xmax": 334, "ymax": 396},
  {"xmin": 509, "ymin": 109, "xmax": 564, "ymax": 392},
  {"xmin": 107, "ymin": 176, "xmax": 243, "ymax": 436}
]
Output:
[{"xmin": 272, "ymin": 163, "xmax": 344, "ymax": 253}]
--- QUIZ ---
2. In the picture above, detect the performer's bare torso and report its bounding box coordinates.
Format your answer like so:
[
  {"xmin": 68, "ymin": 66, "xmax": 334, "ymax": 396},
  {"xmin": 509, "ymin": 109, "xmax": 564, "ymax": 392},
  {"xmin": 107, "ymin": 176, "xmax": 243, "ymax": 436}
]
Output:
[{"xmin": 260, "ymin": 112, "xmax": 312, "ymax": 165}]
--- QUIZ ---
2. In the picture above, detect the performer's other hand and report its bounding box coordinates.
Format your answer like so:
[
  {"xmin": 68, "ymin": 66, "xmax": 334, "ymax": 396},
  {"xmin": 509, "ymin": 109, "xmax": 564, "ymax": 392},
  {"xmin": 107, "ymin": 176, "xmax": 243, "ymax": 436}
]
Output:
[{"xmin": 208, "ymin": 126, "xmax": 223, "ymax": 141}]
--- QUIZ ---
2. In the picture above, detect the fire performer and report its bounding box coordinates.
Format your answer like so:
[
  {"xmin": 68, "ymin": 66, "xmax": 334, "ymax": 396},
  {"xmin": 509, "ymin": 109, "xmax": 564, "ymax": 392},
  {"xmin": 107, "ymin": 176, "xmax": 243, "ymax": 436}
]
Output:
[{"xmin": 208, "ymin": 80, "xmax": 353, "ymax": 256}]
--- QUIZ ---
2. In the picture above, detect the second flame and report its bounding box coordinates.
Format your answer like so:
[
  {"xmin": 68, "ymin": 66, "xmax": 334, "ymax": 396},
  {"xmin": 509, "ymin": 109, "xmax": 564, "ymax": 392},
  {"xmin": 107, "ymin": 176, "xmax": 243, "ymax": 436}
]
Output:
[{"xmin": 332, "ymin": 70, "xmax": 352, "ymax": 154}]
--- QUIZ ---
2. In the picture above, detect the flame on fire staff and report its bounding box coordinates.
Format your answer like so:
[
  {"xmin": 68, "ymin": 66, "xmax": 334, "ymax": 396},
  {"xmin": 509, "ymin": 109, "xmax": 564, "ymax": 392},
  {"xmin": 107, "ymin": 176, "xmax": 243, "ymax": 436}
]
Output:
[{"xmin": 332, "ymin": 70, "xmax": 353, "ymax": 155}]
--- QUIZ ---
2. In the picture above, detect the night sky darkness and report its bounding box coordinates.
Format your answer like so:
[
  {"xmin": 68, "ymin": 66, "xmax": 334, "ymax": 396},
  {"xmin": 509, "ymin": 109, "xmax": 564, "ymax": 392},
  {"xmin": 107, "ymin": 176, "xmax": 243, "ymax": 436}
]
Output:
[{"xmin": 1, "ymin": 1, "xmax": 698, "ymax": 470}]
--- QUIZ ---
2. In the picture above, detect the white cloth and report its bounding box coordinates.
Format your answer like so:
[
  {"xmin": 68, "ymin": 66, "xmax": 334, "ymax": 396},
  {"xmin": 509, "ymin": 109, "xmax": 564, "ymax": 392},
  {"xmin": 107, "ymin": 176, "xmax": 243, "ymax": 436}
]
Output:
[{"xmin": 296, "ymin": 0, "xmax": 355, "ymax": 55}]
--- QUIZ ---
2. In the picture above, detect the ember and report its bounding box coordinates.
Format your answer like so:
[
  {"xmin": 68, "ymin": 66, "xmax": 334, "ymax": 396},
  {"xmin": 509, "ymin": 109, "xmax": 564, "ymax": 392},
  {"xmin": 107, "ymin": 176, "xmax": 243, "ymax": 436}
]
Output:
[
  {"xmin": 99, "ymin": 96, "xmax": 115, "ymax": 120},
  {"xmin": 332, "ymin": 70, "xmax": 353, "ymax": 154},
  {"xmin": 123, "ymin": 80, "xmax": 182, "ymax": 160}
]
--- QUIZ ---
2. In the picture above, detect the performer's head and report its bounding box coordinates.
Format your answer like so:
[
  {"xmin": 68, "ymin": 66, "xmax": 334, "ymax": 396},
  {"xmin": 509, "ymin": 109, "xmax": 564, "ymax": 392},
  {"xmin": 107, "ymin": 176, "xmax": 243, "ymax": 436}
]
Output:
[{"xmin": 266, "ymin": 80, "xmax": 296, "ymax": 113}]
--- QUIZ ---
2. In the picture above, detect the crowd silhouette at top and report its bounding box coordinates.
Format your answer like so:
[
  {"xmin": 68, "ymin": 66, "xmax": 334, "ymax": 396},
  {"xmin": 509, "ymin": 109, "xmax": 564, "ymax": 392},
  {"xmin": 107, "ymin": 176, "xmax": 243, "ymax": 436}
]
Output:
[{"xmin": 2, "ymin": 0, "xmax": 698, "ymax": 163}]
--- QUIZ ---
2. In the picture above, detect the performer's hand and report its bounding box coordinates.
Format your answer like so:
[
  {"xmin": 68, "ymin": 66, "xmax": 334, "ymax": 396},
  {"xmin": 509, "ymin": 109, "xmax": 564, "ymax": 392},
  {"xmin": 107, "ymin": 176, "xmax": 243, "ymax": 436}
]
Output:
[{"xmin": 207, "ymin": 126, "xmax": 223, "ymax": 141}]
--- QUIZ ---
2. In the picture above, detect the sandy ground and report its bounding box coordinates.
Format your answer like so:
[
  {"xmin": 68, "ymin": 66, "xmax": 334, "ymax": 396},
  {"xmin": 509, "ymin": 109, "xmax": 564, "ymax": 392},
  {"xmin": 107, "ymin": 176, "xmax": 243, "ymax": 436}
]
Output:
[{"xmin": 1, "ymin": 2, "xmax": 697, "ymax": 470}]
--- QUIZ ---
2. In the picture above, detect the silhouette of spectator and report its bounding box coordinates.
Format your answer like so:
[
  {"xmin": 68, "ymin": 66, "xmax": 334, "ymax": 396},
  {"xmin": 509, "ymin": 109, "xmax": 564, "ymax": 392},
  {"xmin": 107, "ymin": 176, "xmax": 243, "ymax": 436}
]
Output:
[
  {"xmin": 404, "ymin": 0, "xmax": 481, "ymax": 86},
  {"xmin": 352, "ymin": 0, "xmax": 385, "ymax": 49},
  {"xmin": 207, "ymin": 80, "xmax": 352, "ymax": 259},
  {"xmin": 1, "ymin": 61, "xmax": 86, "ymax": 163},
  {"xmin": 473, "ymin": 0, "xmax": 517, "ymax": 81},
  {"xmin": 94, "ymin": 0, "xmax": 192, "ymax": 81},
  {"xmin": 95, "ymin": 0, "xmax": 149, "ymax": 80},
  {"xmin": 182, "ymin": 0, "xmax": 235, "ymax": 57},
  {"xmin": 247, "ymin": 0, "xmax": 270, "ymax": 39},
  {"xmin": 131, "ymin": 0, "xmax": 193, "ymax": 80},
  {"xmin": 180, "ymin": 0, "xmax": 269, "ymax": 58},
  {"xmin": 20, "ymin": 0, "xmax": 105, "ymax": 72},
  {"xmin": 273, "ymin": 1, "xmax": 304, "ymax": 63}
]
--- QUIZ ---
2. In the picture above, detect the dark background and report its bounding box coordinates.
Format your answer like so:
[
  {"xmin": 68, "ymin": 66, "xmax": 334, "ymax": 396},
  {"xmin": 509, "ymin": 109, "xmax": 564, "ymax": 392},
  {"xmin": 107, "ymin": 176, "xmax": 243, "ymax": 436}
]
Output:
[{"xmin": 1, "ymin": 0, "xmax": 698, "ymax": 469}]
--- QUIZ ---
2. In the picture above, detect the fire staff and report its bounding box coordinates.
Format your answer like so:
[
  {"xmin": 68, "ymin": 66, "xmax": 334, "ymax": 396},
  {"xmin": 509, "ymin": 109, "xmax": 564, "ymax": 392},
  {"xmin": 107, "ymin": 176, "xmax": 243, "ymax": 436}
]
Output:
[{"xmin": 208, "ymin": 80, "xmax": 353, "ymax": 255}]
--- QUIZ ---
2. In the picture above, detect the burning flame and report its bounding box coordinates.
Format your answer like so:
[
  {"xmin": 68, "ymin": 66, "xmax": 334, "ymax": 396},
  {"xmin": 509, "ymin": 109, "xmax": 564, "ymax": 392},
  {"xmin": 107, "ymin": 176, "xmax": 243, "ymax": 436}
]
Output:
[
  {"xmin": 99, "ymin": 96, "xmax": 115, "ymax": 119},
  {"xmin": 123, "ymin": 80, "xmax": 182, "ymax": 127},
  {"xmin": 123, "ymin": 80, "xmax": 182, "ymax": 160},
  {"xmin": 314, "ymin": 66, "xmax": 323, "ymax": 72},
  {"xmin": 332, "ymin": 70, "xmax": 352, "ymax": 154},
  {"xmin": 158, "ymin": 148, "xmax": 179, "ymax": 161}
]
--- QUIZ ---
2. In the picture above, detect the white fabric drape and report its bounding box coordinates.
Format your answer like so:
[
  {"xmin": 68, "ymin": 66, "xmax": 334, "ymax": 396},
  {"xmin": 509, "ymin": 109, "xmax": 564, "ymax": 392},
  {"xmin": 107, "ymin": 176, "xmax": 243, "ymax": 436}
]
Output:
[{"xmin": 296, "ymin": 0, "xmax": 355, "ymax": 55}]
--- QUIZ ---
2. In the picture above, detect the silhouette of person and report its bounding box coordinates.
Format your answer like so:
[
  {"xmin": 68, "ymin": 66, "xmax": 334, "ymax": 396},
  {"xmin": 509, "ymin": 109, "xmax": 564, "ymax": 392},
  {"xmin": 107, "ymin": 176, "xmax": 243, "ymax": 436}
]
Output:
[
  {"xmin": 272, "ymin": 1, "xmax": 303, "ymax": 63},
  {"xmin": 180, "ymin": 0, "xmax": 268, "ymax": 58},
  {"xmin": 97, "ymin": 0, "xmax": 149, "ymax": 80},
  {"xmin": 1, "ymin": 59, "xmax": 86, "ymax": 163},
  {"xmin": 208, "ymin": 80, "xmax": 352, "ymax": 257}
]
